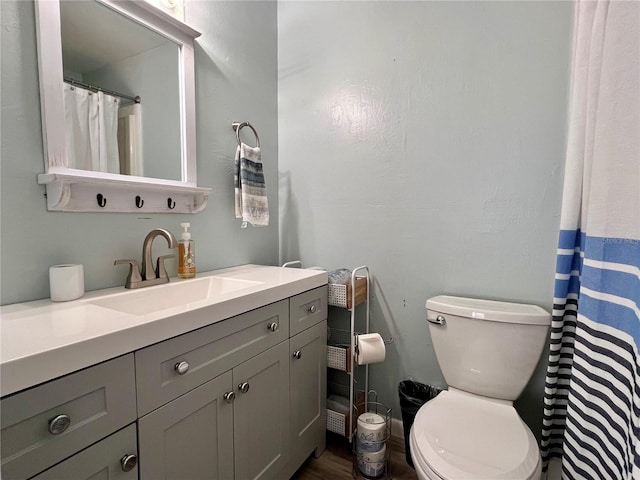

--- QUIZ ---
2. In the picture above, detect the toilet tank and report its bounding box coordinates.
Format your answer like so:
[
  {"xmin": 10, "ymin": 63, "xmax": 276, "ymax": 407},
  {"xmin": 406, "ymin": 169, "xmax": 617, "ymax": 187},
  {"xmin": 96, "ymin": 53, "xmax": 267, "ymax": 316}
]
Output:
[{"xmin": 426, "ymin": 295, "xmax": 551, "ymax": 401}]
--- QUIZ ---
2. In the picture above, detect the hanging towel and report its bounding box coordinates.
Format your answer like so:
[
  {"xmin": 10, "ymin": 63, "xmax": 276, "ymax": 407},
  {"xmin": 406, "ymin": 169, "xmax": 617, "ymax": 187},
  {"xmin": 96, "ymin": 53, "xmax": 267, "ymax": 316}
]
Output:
[{"xmin": 234, "ymin": 142, "xmax": 269, "ymax": 227}]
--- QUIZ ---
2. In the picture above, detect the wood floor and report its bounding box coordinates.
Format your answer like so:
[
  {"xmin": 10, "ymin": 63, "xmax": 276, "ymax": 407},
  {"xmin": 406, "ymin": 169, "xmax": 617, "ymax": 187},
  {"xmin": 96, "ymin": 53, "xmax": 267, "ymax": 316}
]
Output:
[{"xmin": 291, "ymin": 433, "xmax": 419, "ymax": 480}]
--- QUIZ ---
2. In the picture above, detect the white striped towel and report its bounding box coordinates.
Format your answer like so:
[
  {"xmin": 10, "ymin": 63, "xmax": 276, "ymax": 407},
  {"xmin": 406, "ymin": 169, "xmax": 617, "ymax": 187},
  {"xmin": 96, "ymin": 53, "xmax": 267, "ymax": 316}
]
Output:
[{"xmin": 234, "ymin": 142, "xmax": 269, "ymax": 227}]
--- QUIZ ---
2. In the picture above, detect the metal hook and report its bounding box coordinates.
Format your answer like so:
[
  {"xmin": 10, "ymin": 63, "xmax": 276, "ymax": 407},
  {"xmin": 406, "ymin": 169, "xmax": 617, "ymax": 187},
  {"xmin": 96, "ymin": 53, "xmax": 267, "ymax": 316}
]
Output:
[
  {"xmin": 167, "ymin": 198, "xmax": 176, "ymax": 209},
  {"xmin": 232, "ymin": 121, "xmax": 260, "ymax": 149},
  {"xmin": 135, "ymin": 195, "xmax": 144, "ymax": 208},
  {"xmin": 96, "ymin": 193, "xmax": 107, "ymax": 208}
]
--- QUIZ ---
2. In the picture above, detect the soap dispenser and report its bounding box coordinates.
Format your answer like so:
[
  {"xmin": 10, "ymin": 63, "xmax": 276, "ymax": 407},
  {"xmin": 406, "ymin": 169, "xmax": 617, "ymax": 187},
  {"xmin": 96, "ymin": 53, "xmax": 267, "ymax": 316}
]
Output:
[{"xmin": 178, "ymin": 222, "xmax": 196, "ymax": 278}]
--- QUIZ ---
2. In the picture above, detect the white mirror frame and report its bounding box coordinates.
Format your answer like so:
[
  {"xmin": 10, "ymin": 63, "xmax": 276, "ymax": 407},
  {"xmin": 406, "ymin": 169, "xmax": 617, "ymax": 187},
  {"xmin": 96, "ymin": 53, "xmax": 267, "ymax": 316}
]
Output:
[{"xmin": 35, "ymin": 0, "xmax": 211, "ymax": 213}]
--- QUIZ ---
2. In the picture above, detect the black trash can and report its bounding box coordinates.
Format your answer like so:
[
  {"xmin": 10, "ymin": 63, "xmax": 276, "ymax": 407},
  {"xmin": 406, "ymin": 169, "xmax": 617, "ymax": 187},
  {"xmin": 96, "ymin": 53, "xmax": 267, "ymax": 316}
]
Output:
[{"xmin": 398, "ymin": 380, "xmax": 442, "ymax": 468}]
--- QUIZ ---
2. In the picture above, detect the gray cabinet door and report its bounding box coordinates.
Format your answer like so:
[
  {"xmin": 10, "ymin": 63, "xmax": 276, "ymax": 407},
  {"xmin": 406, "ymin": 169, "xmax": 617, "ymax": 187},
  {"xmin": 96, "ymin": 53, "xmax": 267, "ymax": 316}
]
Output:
[
  {"xmin": 289, "ymin": 320, "xmax": 327, "ymax": 470},
  {"xmin": 233, "ymin": 342, "xmax": 290, "ymax": 480},
  {"xmin": 138, "ymin": 371, "xmax": 234, "ymax": 480},
  {"xmin": 33, "ymin": 424, "xmax": 138, "ymax": 480}
]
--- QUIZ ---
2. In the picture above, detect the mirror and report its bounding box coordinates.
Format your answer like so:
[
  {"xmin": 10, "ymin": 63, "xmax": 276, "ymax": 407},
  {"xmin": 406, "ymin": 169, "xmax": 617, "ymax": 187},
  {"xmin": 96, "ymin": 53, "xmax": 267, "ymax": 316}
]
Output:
[
  {"xmin": 60, "ymin": 0, "xmax": 181, "ymax": 180},
  {"xmin": 35, "ymin": 0, "xmax": 211, "ymax": 213}
]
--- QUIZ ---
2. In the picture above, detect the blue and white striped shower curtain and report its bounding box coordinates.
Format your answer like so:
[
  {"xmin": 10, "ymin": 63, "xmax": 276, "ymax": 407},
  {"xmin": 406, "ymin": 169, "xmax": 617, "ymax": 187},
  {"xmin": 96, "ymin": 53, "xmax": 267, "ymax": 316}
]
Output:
[{"xmin": 541, "ymin": 1, "xmax": 639, "ymax": 478}]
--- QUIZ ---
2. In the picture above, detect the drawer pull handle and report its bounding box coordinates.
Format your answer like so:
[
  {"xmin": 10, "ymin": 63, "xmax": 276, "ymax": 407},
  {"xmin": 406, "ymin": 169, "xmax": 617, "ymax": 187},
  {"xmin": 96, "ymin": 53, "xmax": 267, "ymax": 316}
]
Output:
[
  {"xmin": 238, "ymin": 382, "xmax": 250, "ymax": 394},
  {"xmin": 308, "ymin": 304, "xmax": 317, "ymax": 314},
  {"xmin": 293, "ymin": 350, "xmax": 302, "ymax": 360},
  {"xmin": 224, "ymin": 391, "xmax": 236, "ymax": 403},
  {"xmin": 121, "ymin": 454, "xmax": 137, "ymax": 472},
  {"xmin": 48, "ymin": 414, "xmax": 71, "ymax": 435},
  {"xmin": 174, "ymin": 361, "xmax": 190, "ymax": 375},
  {"xmin": 267, "ymin": 322, "xmax": 279, "ymax": 333}
]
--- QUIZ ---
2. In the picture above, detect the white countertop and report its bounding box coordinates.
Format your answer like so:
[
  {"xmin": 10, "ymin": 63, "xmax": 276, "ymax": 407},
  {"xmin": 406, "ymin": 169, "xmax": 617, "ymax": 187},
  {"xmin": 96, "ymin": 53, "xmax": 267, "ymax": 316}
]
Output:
[{"xmin": 0, "ymin": 264, "xmax": 327, "ymax": 397}]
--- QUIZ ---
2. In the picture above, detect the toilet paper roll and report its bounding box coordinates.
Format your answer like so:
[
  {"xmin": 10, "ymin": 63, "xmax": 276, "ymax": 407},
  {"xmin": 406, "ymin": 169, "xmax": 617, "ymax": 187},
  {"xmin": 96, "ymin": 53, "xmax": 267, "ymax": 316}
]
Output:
[
  {"xmin": 356, "ymin": 435, "xmax": 385, "ymax": 453},
  {"xmin": 356, "ymin": 412, "xmax": 386, "ymax": 452},
  {"xmin": 357, "ymin": 444, "xmax": 387, "ymax": 477},
  {"xmin": 49, "ymin": 264, "xmax": 84, "ymax": 302},
  {"xmin": 359, "ymin": 443, "xmax": 386, "ymax": 463},
  {"xmin": 356, "ymin": 333, "xmax": 386, "ymax": 365},
  {"xmin": 357, "ymin": 456, "xmax": 385, "ymax": 478}
]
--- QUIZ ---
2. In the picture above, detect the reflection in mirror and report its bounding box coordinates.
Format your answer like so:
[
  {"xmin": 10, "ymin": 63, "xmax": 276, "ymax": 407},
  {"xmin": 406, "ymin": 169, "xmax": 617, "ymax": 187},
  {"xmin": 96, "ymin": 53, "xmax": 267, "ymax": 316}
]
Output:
[{"xmin": 59, "ymin": 0, "xmax": 181, "ymax": 181}]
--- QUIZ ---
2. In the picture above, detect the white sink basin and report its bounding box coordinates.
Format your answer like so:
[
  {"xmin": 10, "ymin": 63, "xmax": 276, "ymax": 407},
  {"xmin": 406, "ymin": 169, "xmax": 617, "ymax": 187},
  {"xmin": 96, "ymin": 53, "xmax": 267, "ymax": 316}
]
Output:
[{"xmin": 90, "ymin": 276, "xmax": 263, "ymax": 315}]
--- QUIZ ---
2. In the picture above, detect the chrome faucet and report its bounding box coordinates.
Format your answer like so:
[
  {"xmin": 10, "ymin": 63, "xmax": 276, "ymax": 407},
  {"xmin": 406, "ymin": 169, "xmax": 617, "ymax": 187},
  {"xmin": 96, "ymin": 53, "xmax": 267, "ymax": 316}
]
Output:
[{"xmin": 115, "ymin": 228, "xmax": 178, "ymax": 289}]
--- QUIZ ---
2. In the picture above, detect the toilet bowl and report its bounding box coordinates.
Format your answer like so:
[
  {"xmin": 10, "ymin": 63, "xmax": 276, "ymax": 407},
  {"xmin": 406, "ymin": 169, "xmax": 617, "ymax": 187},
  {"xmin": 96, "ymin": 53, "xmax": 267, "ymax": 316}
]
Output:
[
  {"xmin": 409, "ymin": 295, "xmax": 550, "ymax": 480},
  {"xmin": 409, "ymin": 389, "xmax": 541, "ymax": 480}
]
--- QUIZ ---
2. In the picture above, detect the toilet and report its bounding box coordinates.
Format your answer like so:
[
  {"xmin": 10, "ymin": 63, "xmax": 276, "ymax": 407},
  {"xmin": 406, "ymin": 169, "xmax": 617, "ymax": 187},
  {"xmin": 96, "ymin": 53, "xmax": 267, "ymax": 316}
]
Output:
[{"xmin": 409, "ymin": 295, "xmax": 551, "ymax": 480}]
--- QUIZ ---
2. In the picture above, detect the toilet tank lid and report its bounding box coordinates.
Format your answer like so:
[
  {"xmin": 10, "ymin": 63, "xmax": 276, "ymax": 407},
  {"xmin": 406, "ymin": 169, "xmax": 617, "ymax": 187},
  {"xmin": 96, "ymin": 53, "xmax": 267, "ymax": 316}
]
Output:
[{"xmin": 426, "ymin": 295, "xmax": 551, "ymax": 325}]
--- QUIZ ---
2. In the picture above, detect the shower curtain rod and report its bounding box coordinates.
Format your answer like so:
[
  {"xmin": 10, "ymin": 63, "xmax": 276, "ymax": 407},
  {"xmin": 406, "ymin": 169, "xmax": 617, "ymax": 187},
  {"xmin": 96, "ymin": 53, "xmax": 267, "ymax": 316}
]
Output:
[{"xmin": 63, "ymin": 77, "xmax": 141, "ymax": 104}]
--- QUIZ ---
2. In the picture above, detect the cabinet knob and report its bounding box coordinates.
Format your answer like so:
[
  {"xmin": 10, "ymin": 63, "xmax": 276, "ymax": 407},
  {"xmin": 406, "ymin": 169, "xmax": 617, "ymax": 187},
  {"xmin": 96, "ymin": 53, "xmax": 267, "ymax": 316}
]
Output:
[
  {"xmin": 238, "ymin": 382, "xmax": 250, "ymax": 394},
  {"xmin": 267, "ymin": 322, "xmax": 279, "ymax": 333},
  {"xmin": 308, "ymin": 304, "xmax": 317, "ymax": 314},
  {"xmin": 293, "ymin": 350, "xmax": 302, "ymax": 360},
  {"xmin": 121, "ymin": 454, "xmax": 137, "ymax": 472},
  {"xmin": 174, "ymin": 361, "xmax": 190, "ymax": 375},
  {"xmin": 48, "ymin": 414, "xmax": 71, "ymax": 435},
  {"xmin": 224, "ymin": 391, "xmax": 236, "ymax": 403}
]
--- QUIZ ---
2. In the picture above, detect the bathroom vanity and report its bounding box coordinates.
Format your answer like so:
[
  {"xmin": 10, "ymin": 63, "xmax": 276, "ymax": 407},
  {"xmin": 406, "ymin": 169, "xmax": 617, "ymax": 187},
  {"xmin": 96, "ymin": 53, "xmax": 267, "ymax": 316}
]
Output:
[{"xmin": 0, "ymin": 265, "xmax": 328, "ymax": 480}]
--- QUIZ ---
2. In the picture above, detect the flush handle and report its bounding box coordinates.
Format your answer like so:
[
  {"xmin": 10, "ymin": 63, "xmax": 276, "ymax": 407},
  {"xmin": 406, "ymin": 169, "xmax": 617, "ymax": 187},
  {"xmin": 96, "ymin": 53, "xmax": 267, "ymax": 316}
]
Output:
[{"xmin": 428, "ymin": 315, "xmax": 446, "ymax": 326}]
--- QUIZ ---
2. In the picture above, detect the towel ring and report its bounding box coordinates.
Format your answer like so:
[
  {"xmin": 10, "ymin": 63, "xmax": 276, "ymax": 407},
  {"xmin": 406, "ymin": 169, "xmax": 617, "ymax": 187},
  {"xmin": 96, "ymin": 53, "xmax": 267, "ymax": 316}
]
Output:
[{"xmin": 232, "ymin": 121, "xmax": 260, "ymax": 149}]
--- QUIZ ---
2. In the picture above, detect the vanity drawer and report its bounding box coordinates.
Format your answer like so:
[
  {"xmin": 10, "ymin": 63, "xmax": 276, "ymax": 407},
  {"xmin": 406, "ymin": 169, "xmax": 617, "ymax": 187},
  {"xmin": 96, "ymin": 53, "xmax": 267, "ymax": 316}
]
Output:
[
  {"xmin": 135, "ymin": 299, "xmax": 289, "ymax": 416},
  {"xmin": 32, "ymin": 424, "xmax": 138, "ymax": 480},
  {"xmin": 0, "ymin": 354, "xmax": 136, "ymax": 480},
  {"xmin": 290, "ymin": 286, "xmax": 328, "ymax": 336}
]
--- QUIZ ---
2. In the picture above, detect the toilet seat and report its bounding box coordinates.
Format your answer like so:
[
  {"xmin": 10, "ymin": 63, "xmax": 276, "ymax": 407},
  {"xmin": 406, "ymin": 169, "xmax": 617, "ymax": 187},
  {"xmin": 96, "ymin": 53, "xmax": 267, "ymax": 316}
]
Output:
[{"xmin": 410, "ymin": 389, "xmax": 541, "ymax": 480}]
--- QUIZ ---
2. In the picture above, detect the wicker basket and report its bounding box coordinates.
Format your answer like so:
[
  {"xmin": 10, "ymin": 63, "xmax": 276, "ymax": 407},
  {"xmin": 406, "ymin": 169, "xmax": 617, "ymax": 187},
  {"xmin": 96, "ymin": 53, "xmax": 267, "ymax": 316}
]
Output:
[
  {"xmin": 327, "ymin": 345, "xmax": 351, "ymax": 372},
  {"xmin": 326, "ymin": 392, "xmax": 366, "ymax": 437},
  {"xmin": 328, "ymin": 277, "xmax": 368, "ymax": 309},
  {"xmin": 327, "ymin": 407, "xmax": 351, "ymax": 437}
]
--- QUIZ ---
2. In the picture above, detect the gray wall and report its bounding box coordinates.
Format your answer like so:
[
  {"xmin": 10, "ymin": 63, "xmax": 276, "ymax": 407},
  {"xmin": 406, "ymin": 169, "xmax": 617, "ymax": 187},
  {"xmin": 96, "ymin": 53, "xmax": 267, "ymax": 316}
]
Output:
[
  {"xmin": 0, "ymin": 0, "xmax": 279, "ymax": 305},
  {"xmin": 278, "ymin": 1, "xmax": 573, "ymax": 436}
]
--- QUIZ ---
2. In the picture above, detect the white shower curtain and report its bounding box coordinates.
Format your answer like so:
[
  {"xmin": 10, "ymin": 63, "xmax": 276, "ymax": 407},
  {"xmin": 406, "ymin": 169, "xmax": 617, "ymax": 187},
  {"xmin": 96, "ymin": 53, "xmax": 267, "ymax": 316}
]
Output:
[
  {"xmin": 98, "ymin": 91, "xmax": 121, "ymax": 174},
  {"xmin": 541, "ymin": 1, "xmax": 639, "ymax": 479},
  {"xmin": 64, "ymin": 83, "xmax": 99, "ymax": 171},
  {"xmin": 64, "ymin": 84, "xmax": 121, "ymax": 174},
  {"xmin": 117, "ymin": 103, "xmax": 144, "ymax": 177}
]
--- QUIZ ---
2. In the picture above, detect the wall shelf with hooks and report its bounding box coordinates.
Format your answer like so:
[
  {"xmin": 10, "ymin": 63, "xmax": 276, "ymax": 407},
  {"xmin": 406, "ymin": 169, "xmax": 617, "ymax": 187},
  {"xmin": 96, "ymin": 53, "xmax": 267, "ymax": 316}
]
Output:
[{"xmin": 38, "ymin": 169, "xmax": 210, "ymax": 213}]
